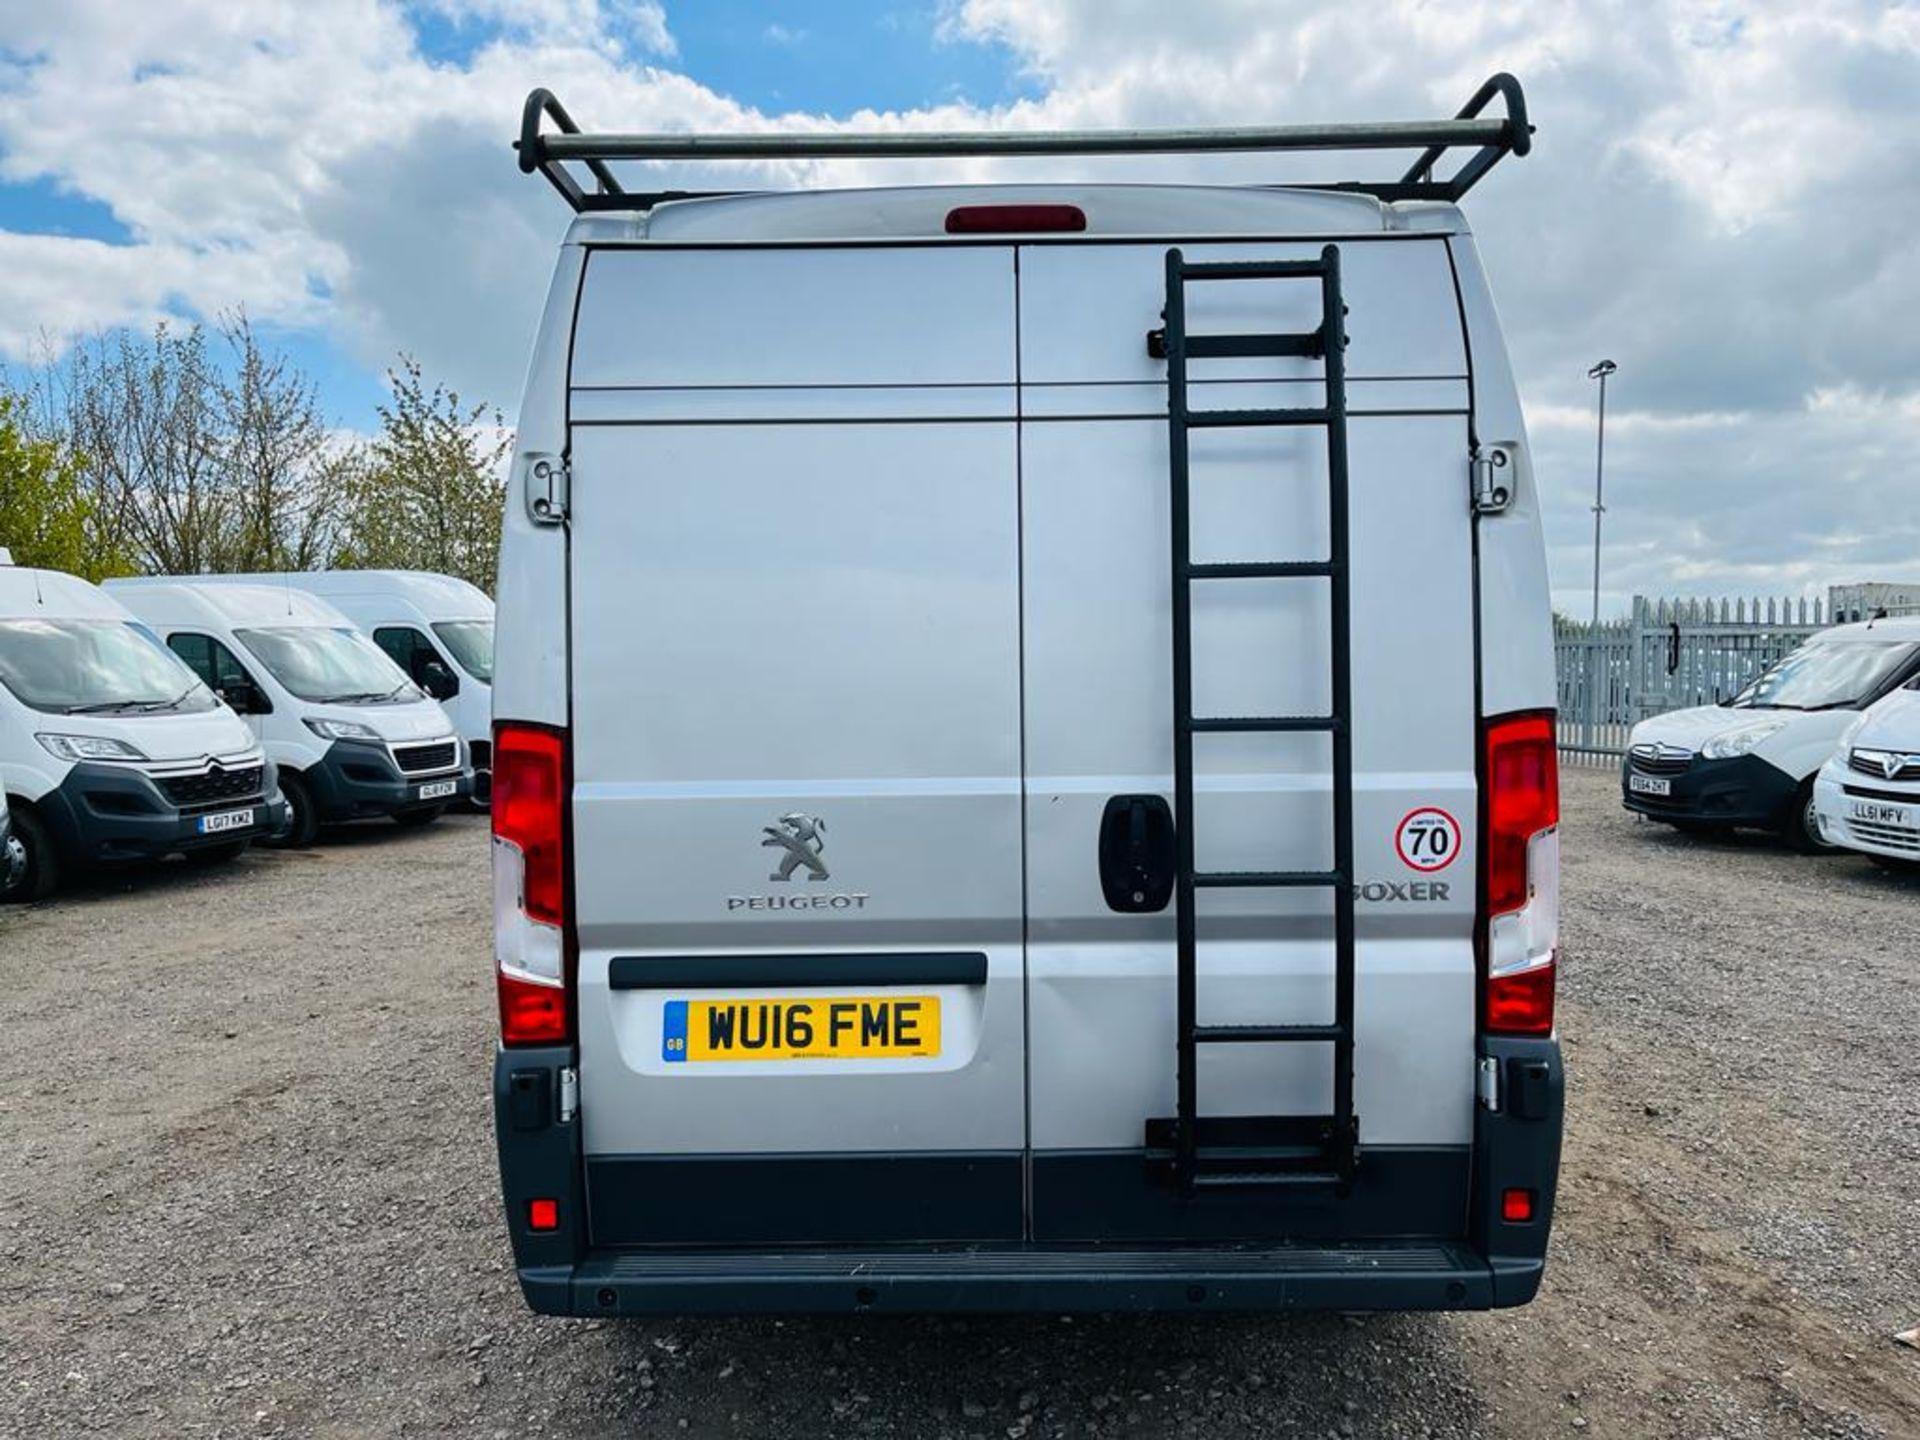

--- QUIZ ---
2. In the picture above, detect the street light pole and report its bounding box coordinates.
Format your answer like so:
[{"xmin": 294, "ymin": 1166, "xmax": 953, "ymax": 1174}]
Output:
[{"xmin": 1587, "ymin": 359, "xmax": 1617, "ymax": 629}]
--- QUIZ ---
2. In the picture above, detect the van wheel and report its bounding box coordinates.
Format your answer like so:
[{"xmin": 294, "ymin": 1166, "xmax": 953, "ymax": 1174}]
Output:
[
  {"xmin": 393, "ymin": 804, "xmax": 447, "ymax": 829},
  {"xmin": 186, "ymin": 840, "xmax": 249, "ymax": 867},
  {"xmin": 272, "ymin": 773, "xmax": 319, "ymax": 849},
  {"xmin": 2, "ymin": 808, "xmax": 60, "ymax": 903},
  {"xmin": 1783, "ymin": 781, "xmax": 1837, "ymax": 855}
]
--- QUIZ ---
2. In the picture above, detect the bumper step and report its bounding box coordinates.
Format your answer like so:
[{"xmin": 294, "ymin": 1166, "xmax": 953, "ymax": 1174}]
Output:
[{"xmin": 555, "ymin": 1241, "xmax": 1494, "ymax": 1315}]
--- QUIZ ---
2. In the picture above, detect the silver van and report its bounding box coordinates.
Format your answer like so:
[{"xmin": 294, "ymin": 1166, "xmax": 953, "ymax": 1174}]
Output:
[{"xmin": 490, "ymin": 76, "xmax": 1564, "ymax": 1315}]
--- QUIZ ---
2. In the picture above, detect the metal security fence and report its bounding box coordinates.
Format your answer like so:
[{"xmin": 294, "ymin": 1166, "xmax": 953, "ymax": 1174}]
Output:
[{"xmin": 1554, "ymin": 596, "xmax": 1830, "ymax": 764}]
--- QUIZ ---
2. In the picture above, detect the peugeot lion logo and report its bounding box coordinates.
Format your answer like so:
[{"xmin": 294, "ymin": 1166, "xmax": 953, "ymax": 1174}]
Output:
[
  {"xmin": 728, "ymin": 813, "xmax": 866, "ymax": 911},
  {"xmin": 762, "ymin": 813, "xmax": 829, "ymax": 882}
]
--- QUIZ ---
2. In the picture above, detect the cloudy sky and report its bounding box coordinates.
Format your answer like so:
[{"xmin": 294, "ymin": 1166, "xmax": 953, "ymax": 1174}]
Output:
[{"xmin": 1, "ymin": 0, "xmax": 1916, "ymax": 615}]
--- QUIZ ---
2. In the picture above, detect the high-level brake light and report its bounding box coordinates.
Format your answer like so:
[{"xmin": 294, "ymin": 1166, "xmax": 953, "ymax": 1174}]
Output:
[
  {"xmin": 944, "ymin": 203, "xmax": 1087, "ymax": 234},
  {"xmin": 493, "ymin": 722, "xmax": 571, "ymax": 1046},
  {"xmin": 1481, "ymin": 711, "xmax": 1559, "ymax": 1035}
]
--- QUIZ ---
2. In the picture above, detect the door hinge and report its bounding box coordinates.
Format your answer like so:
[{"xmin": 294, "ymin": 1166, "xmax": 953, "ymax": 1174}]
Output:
[
  {"xmin": 1470, "ymin": 444, "xmax": 1515, "ymax": 515},
  {"xmin": 1476, "ymin": 1054, "xmax": 1501, "ymax": 1111},
  {"xmin": 558, "ymin": 1065, "xmax": 579, "ymax": 1124},
  {"xmin": 522, "ymin": 451, "xmax": 569, "ymax": 525}
]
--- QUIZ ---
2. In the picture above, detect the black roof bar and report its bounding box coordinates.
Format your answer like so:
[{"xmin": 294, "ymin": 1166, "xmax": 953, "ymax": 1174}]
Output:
[{"xmin": 516, "ymin": 74, "xmax": 1531, "ymax": 214}]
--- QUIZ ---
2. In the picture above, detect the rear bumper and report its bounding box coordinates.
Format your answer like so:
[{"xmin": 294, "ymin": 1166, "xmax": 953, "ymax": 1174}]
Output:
[
  {"xmin": 536, "ymin": 1241, "xmax": 1517, "ymax": 1316},
  {"xmin": 1620, "ymin": 752, "xmax": 1798, "ymax": 828},
  {"xmin": 494, "ymin": 1037, "xmax": 1562, "ymax": 1316},
  {"xmin": 303, "ymin": 740, "xmax": 472, "ymax": 821}
]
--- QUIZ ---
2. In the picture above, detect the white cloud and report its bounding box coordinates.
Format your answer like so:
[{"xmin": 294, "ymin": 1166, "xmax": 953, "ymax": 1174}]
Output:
[
  {"xmin": 0, "ymin": 0, "xmax": 1916, "ymax": 608},
  {"xmin": 414, "ymin": 0, "xmax": 675, "ymax": 53}
]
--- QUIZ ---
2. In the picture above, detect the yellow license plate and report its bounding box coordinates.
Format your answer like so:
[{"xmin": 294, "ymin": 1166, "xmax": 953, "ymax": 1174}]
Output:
[{"xmin": 662, "ymin": 995, "xmax": 940, "ymax": 1062}]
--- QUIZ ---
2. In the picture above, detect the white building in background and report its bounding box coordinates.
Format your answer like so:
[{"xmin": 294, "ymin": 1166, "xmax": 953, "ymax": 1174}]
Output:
[{"xmin": 1829, "ymin": 581, "xmax": 1920, "ymax": 623}]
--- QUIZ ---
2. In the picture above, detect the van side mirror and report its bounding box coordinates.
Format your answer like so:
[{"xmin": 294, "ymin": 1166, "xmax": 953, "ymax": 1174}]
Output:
[
  {"xmin": 420, "ymin": 659, "xmax": 459, "ymax": 701},
  {"xmin": 220, "ymin": 682, "xmax": 269, "ymax": 715}
]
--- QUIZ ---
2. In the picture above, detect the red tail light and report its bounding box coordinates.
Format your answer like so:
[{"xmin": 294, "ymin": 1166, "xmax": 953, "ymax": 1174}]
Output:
[
  {"xmin": 493, "ymin": 724, "xmax": 566, "ymax": 925},
  {"xmin": 498, "ymin": 973, "xmax": 570, "ymax": 1047},
  {"xmin": 1481, "ymin": 711, "xmax": 1559, "ymax": 1035},
  {"xmin": 1485, "ymin": 712, "xmax": 1557, "ymax": 915},
  {"xmin": 493, "ymin": 722, "xmax": 570, "ymax": 1046}
]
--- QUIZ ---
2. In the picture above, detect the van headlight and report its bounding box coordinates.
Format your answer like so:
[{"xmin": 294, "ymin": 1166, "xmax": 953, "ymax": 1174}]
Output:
[
  {"xmin": 36, "ymin": 733, "xmax": 149, "ymax": 762},
  {"xmin": 304, "ymin": 717, "xmax": 382, "ymax": 742},
  {"xmin": 1701, "ymin": 719, "xmax": 1788, "ymax": 759}
]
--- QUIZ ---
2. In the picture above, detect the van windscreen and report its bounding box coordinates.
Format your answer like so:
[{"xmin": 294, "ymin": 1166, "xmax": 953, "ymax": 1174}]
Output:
[
  {"xmin": 0, "ymin": 619, "xmax": 217, "ymax": 715},
  {"xmin": 432, "ymin": 620, "xmax": 493, "ymax": 683},
  {"xmin": 235, "ymin": 625, "xmax": 421, "ymax": 704},
  {"xmin": 1729, "ymin": 640, "xmax": 1920, "ymax": 710}
]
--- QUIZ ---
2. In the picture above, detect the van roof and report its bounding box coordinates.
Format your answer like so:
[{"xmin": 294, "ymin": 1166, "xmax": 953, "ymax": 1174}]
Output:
[
  {"xmin": 0, "ymin": 566, "xmax": 134, "ymax": 623},
  {"xmin": 104, "ymin": 579, "xmax": 355, "ymax": 631},
  {"xmin": 562, "ymin": 182, "xmax": 1469, "ymax": 247},
  {"xmin": 1815, "ymin": 616, "xmax": 1920, "ymax": 643},
  {"xmin": 155, "ymin": 569, "xmax": 493, "ymax": 618}
]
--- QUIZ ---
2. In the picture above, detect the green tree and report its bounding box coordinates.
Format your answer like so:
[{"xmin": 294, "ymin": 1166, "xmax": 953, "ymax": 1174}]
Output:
[
  {"xmin": 51, "ymin": 317, "xmax": 340, "ymax": 576},
  {"xmin": 0, "ymin": 390, "xmax": 108, "ymax": 578},
  {"xmin": 216, "ymin": 315, "xmax": 338, "ymax": 571},
  {"xmin": 332, "ymin": 357, "xmax": 510, "ymax": 593}
]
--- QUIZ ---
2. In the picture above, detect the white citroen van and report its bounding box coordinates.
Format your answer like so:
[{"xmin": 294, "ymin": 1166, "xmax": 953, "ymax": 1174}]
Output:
[
  {"xmin": 0, "ymin": 563, "xmax": 283, "ymax": 901},
  {"xmin": 106, "ymin": 581, "xmax": 472, "ymax": 844},
  {"xmin": 1621, "ymin": 618, "xmax": 1920, "ymax": 851},
  {"xmin": 1812, "ymin": 676, "xmax": 1920, "ymax": 868},
  {"xmin": 178, "ymin": 571, "xmax": 495, "ymax": 803},
  {"xmin": 489, "ymin": 77, "xmax": 1563, "ymax": 1316}
]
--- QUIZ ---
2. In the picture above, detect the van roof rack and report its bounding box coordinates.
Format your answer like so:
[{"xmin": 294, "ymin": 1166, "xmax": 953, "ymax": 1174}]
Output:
[{"xmin": 516, "ymin": 73, "xmax": 1532, "ymax": 214}]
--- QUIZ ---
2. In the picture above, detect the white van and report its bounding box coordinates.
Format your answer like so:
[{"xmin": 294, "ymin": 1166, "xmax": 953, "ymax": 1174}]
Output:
[
  {"xmin": 1621, "ymin": 618, "xmax": 1920, "ymax": 850},
  {"xmin": 490, "ymin": 78, "xmax": 1563, "ymax": 1315},
  {"xmin": 106, "ymin": 581, "xmax": 472, "ymax": 844},
  {"xmin": 176, "ymin": 571, "xmax": 495, "ymax": 803},
  {"xmin": 1812, "ymin": 675, "xmax": 1920, "ymax": 867},
  {"xmin": 0, "ymin": 563, "xmax": 283, "ymax": 901}
]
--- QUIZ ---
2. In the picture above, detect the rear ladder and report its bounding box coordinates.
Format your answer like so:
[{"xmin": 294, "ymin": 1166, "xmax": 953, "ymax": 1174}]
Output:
[{"xmin": 1145, "ymin": 244, "xmax": 1359, "ymax": 1193}]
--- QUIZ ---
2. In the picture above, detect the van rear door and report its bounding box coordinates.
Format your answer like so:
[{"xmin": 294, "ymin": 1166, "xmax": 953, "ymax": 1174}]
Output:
[
  {"xmin": 1016, "ymin": 239, "xmax": 1481, "ymax": 1239},
  {"xmin": 564, "ymin": 246, "xmax": 1027, "ymax": 1245}
]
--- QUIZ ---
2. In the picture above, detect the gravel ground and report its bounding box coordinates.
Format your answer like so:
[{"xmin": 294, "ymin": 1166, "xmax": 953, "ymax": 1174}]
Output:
[{"xmin": 2, "ymin": 770, "xmax": 1917, "ymax": 1439}]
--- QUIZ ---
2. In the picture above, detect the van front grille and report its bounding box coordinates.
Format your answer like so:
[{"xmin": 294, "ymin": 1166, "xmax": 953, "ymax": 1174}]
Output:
[
  {"xmin": 159, "ymin": 764, "xmax": 265, "ymax": 810},
  {"xmin": 1847, "ymin": 749, "xmax": 1920, "ymax": 783},
  {"xmin": 394, "ymin": 741, "xmax": 458, "ymax": 775},
  {"xmin": 1628, "ymin": 744, "xmax": 1692, "ymax": 776}
]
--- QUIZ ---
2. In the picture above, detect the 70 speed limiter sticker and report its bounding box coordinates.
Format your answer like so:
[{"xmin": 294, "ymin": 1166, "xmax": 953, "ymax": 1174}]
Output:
[{"xmin": 1394, "ymin": 807, "xmax": 1462, "ymax": 872}]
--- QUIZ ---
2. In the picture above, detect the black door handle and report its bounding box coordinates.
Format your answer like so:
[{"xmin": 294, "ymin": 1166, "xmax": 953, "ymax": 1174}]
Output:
[{"xmin": 1098, "ymin": 794, "xmax": 1175, "ymax": 913}]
